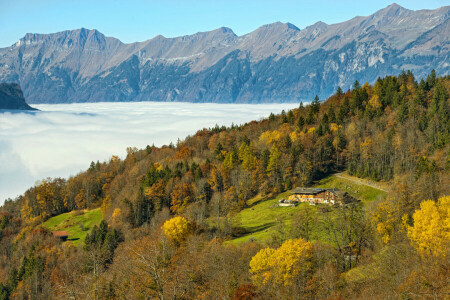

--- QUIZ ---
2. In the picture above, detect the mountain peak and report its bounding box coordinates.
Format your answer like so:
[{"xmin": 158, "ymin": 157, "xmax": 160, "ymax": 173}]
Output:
[
  {"xmin": 387, "ymin": 3, "xmax": 403, "ymax": 9},
  {"xmin": 74, "ymin": 28, "xmax": 104, "ymax": 37},
  {"xmin": 306, "ymin": 21, "xmax": 328, "ymax": 30},
  {"xmin": 377, "ymin": 3, "xmax": 409, "ymax": 16},
  {"xmin": 251, "ymin": 22, "xmax": 300, "ymax": 37},
  {"xmin": 259, "ymin": 22, "xmax": 300, "ymax": 31},
  {"xmin": 286, "ymin": 22, "xmax": 300, "ymax": 31},
  {"xmin": 175, "ymin": 27, "xmax": 236, "ymax": 41},
  {"xmin": 18, "ymin": 28, "xmax": 104, "ymax": 42},
  {"xmin": 215, "ymin": 27, "xmax": 235, "ymax": 35},
  {"xmin": 204, "ymin": 27, "xmax": 237, "ymax": 38}
]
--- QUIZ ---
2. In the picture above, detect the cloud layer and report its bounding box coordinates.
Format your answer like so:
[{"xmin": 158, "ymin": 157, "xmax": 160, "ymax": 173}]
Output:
[{"xmin": 0, "ymin": 102, "xmax": 298, "ymax": 204}]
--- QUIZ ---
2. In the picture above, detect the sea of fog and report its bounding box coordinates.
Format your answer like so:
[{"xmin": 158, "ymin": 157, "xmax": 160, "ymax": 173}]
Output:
[{"xmin": 0, "ymin": 101, "xmax": 299, "ymax": 204}]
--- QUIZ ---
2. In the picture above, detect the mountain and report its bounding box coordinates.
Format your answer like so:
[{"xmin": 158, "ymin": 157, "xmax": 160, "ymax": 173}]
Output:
[
  {"xmin": 0, "ymin": 83, "xmax": 36, "ymax": 110},
  {"xmin": 1, "ymin": 72, "xmax": 449, "ymax": 299},
  {"xmin": 0, "ymin": 4, "xmax": 449, "ymax": 104}
]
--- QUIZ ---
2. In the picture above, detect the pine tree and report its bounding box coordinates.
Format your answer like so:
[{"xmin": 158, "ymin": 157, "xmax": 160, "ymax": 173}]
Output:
[
  {"xmin": 311, "ymin": 95, "xmax": 320, "ymax": 114},
  {"xmin": 336, "ymin": 86, "xmax": 343, "ymax": 98},
  {"xmin": 297, "ymin": 115, "xmax": 305, "ymax": 130}
]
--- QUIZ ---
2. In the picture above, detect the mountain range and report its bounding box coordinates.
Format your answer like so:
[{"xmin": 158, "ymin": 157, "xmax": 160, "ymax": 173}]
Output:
[{"xmin": 0, "ymin": 3, "xmax": 448, "ymax": 104}]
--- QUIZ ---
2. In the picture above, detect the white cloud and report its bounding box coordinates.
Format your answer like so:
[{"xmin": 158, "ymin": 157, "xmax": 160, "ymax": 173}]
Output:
[{"xmin": 0, "ymin": 102, "xmax": 299, "ymax": 204}]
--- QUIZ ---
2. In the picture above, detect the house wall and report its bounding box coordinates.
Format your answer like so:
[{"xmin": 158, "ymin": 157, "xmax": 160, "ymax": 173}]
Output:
[{"xmin": 288, "ymin": 191, "xmax": 341, "ymax": 205}]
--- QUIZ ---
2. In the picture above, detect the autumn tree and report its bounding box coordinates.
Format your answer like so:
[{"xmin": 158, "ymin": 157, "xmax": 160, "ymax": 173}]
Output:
[
  {"xmin": 249, "ymin": 247, "xmax": 276, "ymax": 287},
  {"xmin": 115, "ymin": 232, "xmax": 178, "ymax": 299},
  {"xmin": 170, "ymin": 182, "xmax": 193, "ymax": 213},
  {"xmin": 407, "ymin": 195, "xmax": 449, "ymax": 258},
  {"xmin": 145, "ymin": 179, "xmax": 166, "ymax": 211},
  {"xmin": 162, "ymin": 216, "xmax": 191, "ymax": 244},
  {"xmin": 371, "ymin": 200, "xmax": 398, "ymax": 244},
  {"xmin": 249, "ymin": 238, "xmax": 314, "ymax": 290}
]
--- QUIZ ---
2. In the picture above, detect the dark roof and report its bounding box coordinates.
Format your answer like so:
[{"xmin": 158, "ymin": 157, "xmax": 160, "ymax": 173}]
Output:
[
  {"xmin": 52, "ymin": 231, "xmax": 69, "ymax": 237},
  {"xmin": 290, "ymin": 187, "xmax": 325, "ymax": 195}
]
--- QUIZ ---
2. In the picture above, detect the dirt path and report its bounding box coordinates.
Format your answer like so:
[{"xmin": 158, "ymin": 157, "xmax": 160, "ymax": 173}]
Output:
[{"xmin": 333, "ymin": 172, "xmax": 389, "ymax": 193}]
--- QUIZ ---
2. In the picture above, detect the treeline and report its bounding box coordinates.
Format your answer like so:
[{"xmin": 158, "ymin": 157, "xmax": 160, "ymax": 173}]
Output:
[{"xmin": 0, "ymin": 70, "xmax": 448, "ymax": 299}]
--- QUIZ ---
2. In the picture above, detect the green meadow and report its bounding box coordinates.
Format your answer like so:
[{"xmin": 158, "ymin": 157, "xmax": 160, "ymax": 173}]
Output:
[
  {"xmin": 230, "ymin": 174, "xmax": 387, "ymax": 245},
  {"xmin": 42, "ymin": 208, "xmax": 103, "ymax": 245}
]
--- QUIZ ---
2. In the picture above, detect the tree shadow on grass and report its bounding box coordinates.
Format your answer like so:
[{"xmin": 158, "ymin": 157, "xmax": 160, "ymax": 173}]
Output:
[{"xmin": 232, "ymin": 223, "xmax": 274, "ymax": 238}]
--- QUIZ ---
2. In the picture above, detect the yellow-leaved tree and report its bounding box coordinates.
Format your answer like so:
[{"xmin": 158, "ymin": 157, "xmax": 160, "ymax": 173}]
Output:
[
  {"xmin": 248, "ymin": 247, "xmax": 276, "ymax": 286},
  {"xmin": 111, "ymin": 208, "xmax": 122, "ymax": 225},
  {"xmin": 407, "ymin": 195, "xmax": 449, "ymax": 258},
  {"xmin": 371, "ymin": 200, "xmax": 397, "ymax": 244},
  {"xmin": 249, "ymin": 238, "xmax": 314, "ymax": 287},
  {"xmin": 161, "ymin": 216, "xmax": 191, "ymax": 244}
]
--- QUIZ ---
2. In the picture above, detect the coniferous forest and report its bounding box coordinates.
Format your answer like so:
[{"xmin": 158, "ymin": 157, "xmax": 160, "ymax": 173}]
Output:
[{"xmin": 0, "ymin": 71, "xmax": 449, "ymax": 299}]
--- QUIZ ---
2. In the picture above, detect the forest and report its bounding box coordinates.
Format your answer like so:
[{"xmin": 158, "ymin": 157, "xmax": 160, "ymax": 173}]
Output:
[{"xmin": 0, "ymin": 70, "xmax": 449, "ymax": 299}]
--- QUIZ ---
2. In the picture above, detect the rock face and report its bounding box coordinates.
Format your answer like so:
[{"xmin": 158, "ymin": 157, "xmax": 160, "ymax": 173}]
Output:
[
  {"xmin": 0, "ymin": 4, "xmax": 448, "ymax": 103},
  {"xmin": 0, "ymin": 83, "xmax": 36, "ymax": 110}
]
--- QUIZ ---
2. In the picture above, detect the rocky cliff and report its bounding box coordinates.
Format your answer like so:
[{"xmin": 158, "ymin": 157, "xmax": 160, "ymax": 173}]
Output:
[{"xmin": 0, "ymin": 83, "xmax": 36, "ymax": 110}]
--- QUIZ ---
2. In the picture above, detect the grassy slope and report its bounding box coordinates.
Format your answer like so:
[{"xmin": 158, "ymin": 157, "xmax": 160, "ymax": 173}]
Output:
[
  {"xmin": 230, "ymin": 174, "xmax": 387, "ymax": 245},
  {"xmin": 315, "ymin": 175, "xmax": 387, "ymax": 203},
  {"xmin": 42, "ymin": 208, "xmax": 102, "ymax": 245}
]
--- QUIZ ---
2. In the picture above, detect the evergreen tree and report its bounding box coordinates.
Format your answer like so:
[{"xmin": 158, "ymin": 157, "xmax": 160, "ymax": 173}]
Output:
[
  {"xmin": 336, "ymin": 86, "xmax": 343, "ymax": 98},
  {"xmin": 262, "ymin": 149, "xmax": 270, "ymax": 170},
  {"xmin": 311, "ymin": 95, "xmax": 320, "ymax": 114},
  {"xmin": 328, "ymin": 104, "xmax": 336, "ymax": 123},
  {"xmin": 426, "ymin": 69, "xmax": 436, "ymax": 88},
  {"xmin": 287, "ymin": 110, "xmax": 294, "ymax": 124},
  {"xmin": 269, "ymin": 113, "xmax": 276, "ymax": 122},
  {"xmin": 281, "ymin": 110, "xmax": 288, "ymax": 123},
  {"xmin": 297, "ymin": 115, "xmax": 305, "ymax": 130}
]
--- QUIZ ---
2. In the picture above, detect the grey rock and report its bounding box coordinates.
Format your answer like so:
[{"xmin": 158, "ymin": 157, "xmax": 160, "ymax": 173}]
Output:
[{"xmin": 0, "ymin": 4, "xmax": 448, "ymax": 103}]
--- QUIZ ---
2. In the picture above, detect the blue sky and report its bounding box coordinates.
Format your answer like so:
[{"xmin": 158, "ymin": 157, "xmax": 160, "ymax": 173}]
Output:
[{"xmin": 0, "ymin": 0, "xmax": 447, "ymax": 48}]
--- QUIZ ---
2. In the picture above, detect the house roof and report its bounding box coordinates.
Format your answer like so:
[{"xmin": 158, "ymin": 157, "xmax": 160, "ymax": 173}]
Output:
[
  {"xmin": 290, "ymin": 187, "xmax": 325, "ymax": 195},
  {"xmin": 52, "ymin": 231, "xmax": 69, "ymax": 237},
  {"xmin": 290, "ymin": 187, "xmax": 346, "ymax": 196}
]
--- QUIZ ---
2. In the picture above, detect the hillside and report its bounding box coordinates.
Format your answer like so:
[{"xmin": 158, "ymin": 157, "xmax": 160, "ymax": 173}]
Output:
[
  {"xmin": 0, "ymin": 71, "xmax": 448, "ymax": 299},
  {"xmin": 231, "ymin": 174, "xmax": 387, "ymax": 245},
  {"xmin": 41, "ymin": 208, "xmax": 102, "ymax": 245},
  {"xmin": 0, "ymin": 4, "xmax": 449, "ymax": 103},
  {"xmin": 0, "ymin": 83, "xmax": 36, "ymax": 110}
]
